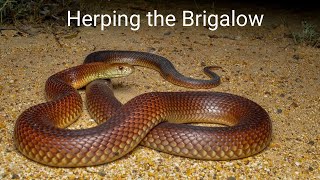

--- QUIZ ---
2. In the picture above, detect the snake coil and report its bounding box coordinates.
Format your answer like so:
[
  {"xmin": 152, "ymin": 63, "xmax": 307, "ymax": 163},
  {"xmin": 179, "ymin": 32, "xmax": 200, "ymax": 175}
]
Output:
[{"xmin": 14, "ymin": 51, "xmax": 272, "ymax": 167}]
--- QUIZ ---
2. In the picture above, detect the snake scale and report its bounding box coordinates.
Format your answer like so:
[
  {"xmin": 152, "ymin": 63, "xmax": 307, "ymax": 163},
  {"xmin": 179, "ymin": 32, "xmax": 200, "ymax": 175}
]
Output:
[{"xmin": 14, "ymin": 51, "xmax": 272, "ymax": 167}]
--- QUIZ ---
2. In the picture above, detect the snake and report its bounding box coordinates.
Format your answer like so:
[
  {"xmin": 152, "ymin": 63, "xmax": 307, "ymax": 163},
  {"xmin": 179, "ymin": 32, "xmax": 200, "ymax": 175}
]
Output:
[{"xmin": 14, "ymin": 50, "xmax": 272, "ymax": 167}]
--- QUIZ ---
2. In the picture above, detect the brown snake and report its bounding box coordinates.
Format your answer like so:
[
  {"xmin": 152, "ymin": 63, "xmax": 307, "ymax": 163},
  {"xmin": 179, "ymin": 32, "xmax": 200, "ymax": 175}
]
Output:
[{"xmin": 14, "ymin": 51, "xmax": 272, "ymax": 167}]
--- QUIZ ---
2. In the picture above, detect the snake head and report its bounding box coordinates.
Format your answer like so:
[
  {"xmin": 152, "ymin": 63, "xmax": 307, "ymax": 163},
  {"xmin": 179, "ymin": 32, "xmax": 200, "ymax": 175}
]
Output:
[{"xmin": 108, "ymin": 63, "xmax": 134, "ymax": 78}]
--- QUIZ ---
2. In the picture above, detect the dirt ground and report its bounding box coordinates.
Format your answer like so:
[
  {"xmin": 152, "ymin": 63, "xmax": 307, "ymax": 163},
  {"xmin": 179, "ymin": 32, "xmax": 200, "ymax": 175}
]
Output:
[{"xmin": 0, "ymin": 2, "xmax": 319, "ymax": 179}]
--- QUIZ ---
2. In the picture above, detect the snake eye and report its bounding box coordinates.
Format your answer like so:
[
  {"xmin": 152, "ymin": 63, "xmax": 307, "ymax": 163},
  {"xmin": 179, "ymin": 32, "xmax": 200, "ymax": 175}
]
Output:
[{"xmin": 119, "ymin": 66, "xmax": 123, "ymax": 70}]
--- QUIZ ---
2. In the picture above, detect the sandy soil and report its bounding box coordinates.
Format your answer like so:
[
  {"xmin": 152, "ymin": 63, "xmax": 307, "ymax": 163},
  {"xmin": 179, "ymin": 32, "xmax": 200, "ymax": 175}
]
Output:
[{"xmin": 0, "ymin": 2, "xmax": 319, "ymax": 179}]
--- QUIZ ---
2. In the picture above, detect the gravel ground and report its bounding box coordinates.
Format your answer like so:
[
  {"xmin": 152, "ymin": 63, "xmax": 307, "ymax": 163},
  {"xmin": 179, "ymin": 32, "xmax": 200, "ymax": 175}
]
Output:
[{"xmin": 0, "ymin": 3, "xmax": 319, "ymax": 179}]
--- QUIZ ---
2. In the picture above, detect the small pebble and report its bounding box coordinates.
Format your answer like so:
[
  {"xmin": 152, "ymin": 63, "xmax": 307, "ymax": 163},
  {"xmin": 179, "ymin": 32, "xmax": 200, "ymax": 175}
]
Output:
[
  {"xmin": 290, "ymin": 102, "xmax": 299, "ymax": 108},
  {"xmin": 164, "ymin": 31, "xmax": 171, "ymax": 36},
  {"xmin": 208, "ymin": 34, "xmax": 219, "ymax": 38},
  {"xmin": 98, "ymin": 171, "xmax": 106, "ymax": 177},
  {"xmin": 11, "ymin": 174, "xmax": 19, "ymax": 179},
  {"xmin": 264, "ymin": 91, "xmax": 271, "ymax": 96},
  {"xmin": 308, "ymin": 141, "xmax": 315, "ymax": 145},
  {"xmin": 147, "ymin": 47, "xmax": 156, "ymax": 53},
  {"xmin": 279, "ymin": 93, "xmax": 285, "ymax": 97},
  {"xmin": 276, "ymin": 109, "xmax": 283, "ymax": 114},
  {"xmin": 292, "ymin": 54, "xmax": 300, "ymax": 60},
  {"xmin": 144, "ymin": 85, "xmax": 151, "ymax": 89},
  {"xmin": 227, "ymin": 176, "xmax": 236, "ymax": 180}
]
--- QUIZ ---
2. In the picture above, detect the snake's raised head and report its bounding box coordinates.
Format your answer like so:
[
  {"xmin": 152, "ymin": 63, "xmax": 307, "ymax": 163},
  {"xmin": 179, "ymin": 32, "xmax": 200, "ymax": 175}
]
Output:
[
  {"xmin": 45, "ymin": 62, "xmax": 135, "ymax": 95},
  {"xmin": 107, "ymin": 63, "xmax": 134, "ymax": 78}
]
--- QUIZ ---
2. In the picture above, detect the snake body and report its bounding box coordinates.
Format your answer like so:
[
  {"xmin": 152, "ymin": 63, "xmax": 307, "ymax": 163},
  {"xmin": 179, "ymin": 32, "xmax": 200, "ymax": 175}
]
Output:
[{"xmin": 14, "ymin": 51, "xmax": 272, "ymax": 167}]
